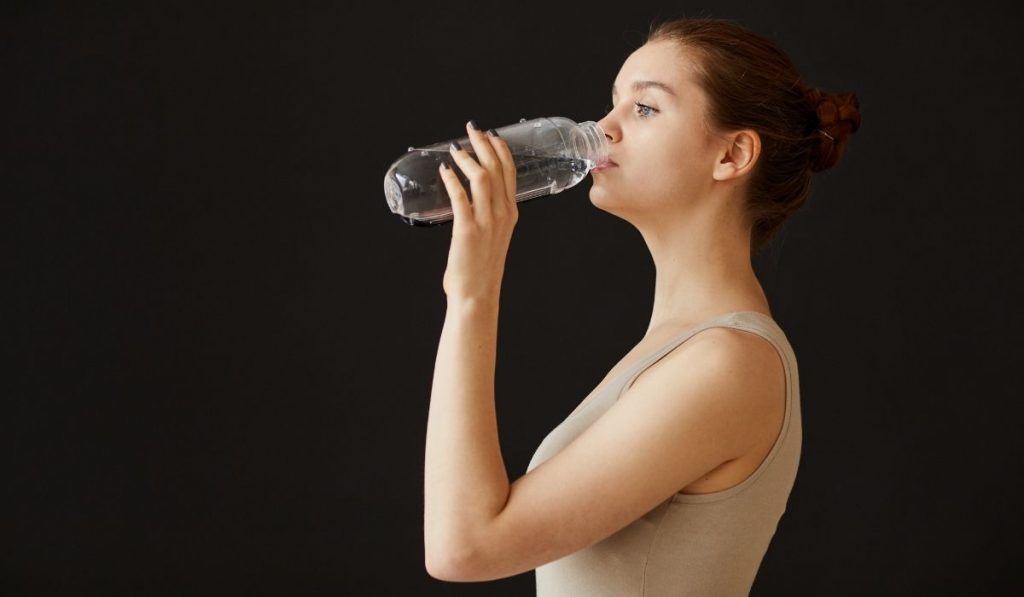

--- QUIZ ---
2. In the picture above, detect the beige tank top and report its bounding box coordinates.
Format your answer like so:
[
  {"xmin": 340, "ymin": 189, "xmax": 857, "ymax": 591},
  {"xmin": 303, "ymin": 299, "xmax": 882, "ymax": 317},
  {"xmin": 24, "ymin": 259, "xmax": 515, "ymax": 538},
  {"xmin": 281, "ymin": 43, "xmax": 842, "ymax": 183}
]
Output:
[{"xmin": 526, "ymin": 311, "xmax": 802, "ymax": 596}]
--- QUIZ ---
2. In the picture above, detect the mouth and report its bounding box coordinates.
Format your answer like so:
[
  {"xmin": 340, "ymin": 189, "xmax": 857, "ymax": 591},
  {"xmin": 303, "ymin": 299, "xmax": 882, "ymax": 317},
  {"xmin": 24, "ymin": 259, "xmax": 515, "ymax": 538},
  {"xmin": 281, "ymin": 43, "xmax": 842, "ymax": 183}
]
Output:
[{"xmin": 593, "ymin": 159, "xmax": 618, "ymax": 171}]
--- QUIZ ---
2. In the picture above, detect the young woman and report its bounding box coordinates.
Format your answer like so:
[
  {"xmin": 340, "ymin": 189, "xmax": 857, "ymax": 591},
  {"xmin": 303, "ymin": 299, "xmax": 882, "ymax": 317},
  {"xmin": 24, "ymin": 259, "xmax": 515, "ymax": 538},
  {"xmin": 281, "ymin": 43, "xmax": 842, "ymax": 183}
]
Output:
[{"xmin": 423, "ymin": 16, "xmax": 861, "ymax": 595}]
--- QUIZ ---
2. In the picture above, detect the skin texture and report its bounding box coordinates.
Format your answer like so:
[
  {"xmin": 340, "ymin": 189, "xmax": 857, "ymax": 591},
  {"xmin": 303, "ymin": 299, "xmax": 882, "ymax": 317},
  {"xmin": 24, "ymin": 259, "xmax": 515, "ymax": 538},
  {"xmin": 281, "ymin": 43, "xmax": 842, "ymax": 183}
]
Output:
[
  {"xmin": 590, "ymin": 40, "xmax": 770, "ymax": 335},
  {"xmin": 423, "ymin": 41, "xmax": 786, "ymax": 582}
]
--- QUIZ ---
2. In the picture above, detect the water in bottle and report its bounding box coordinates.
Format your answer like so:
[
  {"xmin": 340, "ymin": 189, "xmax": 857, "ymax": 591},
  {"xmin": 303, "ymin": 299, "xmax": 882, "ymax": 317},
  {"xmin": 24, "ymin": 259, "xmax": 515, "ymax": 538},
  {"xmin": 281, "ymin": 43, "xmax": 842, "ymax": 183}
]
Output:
[{"xmin": 384, "ymin": 117, "xmax": 608, "ymax": 226}]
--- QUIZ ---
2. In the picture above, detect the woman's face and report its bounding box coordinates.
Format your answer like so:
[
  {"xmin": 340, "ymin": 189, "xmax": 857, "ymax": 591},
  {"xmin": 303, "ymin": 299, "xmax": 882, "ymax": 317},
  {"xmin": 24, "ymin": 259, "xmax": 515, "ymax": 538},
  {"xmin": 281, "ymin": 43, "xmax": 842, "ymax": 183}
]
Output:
[{"xmin": 590, "ymin": 40, "xmax": 721, "ymax": 221}]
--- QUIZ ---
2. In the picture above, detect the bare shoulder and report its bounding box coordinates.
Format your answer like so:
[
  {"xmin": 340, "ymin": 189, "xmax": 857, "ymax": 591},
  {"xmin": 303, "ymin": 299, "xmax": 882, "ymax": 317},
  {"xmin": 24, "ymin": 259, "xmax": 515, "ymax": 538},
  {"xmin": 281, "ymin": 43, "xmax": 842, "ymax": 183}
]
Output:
[
  {"xmin": 674, "ymin": 325, "xmax": 784, "ymax": 379},
  {"xmin": 633, "ymin": 323, "xmax": 783, "ymax": 380},
  {"xmin": 623, "ymin": 324, "xmax": 787, "ymax": 452}
]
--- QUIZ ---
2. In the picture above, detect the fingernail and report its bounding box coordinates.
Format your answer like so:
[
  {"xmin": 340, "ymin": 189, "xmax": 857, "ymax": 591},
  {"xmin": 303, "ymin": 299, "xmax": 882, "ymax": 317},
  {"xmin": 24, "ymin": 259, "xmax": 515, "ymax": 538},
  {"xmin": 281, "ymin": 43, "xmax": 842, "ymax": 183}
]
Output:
[
  {"xmin": 467, "ymin": 120, "xmax": 479, "ymax": 131},
  {"xmin": 449, "ymin": 141, "xmax": 462, "ymax": 152},
  {"xmin": 486, "ymin": 128, "xmax": 499, "ymax": 137},
  {"xmin": 440, "ymin": 159, "xmax": 450, "ymax": 170}
]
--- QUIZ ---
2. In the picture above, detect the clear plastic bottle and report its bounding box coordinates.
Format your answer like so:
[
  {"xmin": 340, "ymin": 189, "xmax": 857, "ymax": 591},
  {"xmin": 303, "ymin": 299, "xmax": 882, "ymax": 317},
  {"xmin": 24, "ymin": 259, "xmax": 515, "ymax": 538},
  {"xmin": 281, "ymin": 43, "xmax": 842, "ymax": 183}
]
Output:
[{"xmin": 383, "ymin": 116, "xmax": 608, "ymax": 226}]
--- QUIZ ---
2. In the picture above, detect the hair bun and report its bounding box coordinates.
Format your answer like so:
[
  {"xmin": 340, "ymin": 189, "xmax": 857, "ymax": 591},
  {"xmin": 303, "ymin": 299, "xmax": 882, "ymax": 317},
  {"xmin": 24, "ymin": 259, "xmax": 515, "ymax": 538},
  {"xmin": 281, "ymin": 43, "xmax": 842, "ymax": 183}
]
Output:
[{"xmin": 803, "ymin": 88, "xmax": 861, "ymax": 172}]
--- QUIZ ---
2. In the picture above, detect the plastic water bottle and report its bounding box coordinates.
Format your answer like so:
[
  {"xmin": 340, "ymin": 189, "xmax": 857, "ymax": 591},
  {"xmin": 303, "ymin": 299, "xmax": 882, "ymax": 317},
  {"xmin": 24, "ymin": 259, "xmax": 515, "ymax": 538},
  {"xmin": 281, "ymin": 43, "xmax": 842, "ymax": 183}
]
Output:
[{"xmin": 384, "ymin": 116, "xmax": 608, "ymax": 226}]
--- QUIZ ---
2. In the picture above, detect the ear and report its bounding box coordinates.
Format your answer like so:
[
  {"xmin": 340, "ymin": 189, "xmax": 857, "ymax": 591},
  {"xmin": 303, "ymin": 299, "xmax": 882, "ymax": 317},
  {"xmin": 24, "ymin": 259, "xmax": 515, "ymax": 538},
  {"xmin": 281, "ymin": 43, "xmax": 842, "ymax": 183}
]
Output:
[{"xmin": 712, "ymin": 129, "xmax": 760, "ymax": 182}]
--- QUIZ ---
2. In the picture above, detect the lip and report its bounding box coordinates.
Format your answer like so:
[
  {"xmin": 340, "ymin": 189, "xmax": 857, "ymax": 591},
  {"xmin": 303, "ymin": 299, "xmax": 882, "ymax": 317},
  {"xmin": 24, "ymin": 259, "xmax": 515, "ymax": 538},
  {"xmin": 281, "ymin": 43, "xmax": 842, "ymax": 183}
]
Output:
[{"xmin": 592, "ymin": 161, "xmax": 618, "ymax": 172}]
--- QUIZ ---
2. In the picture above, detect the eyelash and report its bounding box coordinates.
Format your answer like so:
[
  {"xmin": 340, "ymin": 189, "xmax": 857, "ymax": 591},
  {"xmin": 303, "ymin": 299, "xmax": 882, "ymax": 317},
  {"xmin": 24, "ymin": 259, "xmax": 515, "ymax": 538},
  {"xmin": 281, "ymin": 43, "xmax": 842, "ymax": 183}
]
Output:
[{"xmin": 605, "ymin": 101, "xmax": 658, "ymax": 119}]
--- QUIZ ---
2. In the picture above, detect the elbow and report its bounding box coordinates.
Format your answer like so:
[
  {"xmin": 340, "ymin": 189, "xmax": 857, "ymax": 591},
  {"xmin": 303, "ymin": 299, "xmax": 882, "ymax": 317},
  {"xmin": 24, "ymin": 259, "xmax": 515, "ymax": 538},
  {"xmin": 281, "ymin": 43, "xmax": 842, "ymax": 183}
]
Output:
[
  {"xmin": 425, "ymin": 555, "xmax": 461, "ymax": 581},
  {"xmin": 425, "ymin": 539, "xmax": 477, "ymax": 581}
]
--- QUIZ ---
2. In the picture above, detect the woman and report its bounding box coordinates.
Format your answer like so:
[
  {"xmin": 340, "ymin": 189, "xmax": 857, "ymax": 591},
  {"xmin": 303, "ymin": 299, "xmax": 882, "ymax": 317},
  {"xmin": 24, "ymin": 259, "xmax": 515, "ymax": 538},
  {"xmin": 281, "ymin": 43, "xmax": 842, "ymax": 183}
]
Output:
[{"xmin": 423, "ymin": 16, "xmax": 861, "ymax": 595}]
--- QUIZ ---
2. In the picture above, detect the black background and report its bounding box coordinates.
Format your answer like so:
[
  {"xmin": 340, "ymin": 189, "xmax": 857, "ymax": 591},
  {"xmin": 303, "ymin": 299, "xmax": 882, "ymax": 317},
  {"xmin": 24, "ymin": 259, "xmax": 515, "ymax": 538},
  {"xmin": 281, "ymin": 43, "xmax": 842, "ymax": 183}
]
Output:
[{"xmin": 4, "ymin": 1, "xmax": 1023, "ymax": 595}]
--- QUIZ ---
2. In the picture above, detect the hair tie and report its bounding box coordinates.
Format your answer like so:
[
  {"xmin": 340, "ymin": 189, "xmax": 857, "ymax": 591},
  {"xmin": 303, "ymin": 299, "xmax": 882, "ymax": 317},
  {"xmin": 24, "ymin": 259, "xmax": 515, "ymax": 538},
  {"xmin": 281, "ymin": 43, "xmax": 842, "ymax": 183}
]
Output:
[{"xmin": 818, "ymin": 129, "xmax": 834, "ymax": 141}]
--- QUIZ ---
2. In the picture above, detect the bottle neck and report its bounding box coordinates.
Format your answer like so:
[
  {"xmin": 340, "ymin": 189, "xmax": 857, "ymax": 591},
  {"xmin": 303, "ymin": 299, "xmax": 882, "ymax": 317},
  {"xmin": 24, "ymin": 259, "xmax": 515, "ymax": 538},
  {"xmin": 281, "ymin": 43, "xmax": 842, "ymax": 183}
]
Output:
[{"xmin": 572, "ymin": 121, "xmax": 608, "ymax": 165}]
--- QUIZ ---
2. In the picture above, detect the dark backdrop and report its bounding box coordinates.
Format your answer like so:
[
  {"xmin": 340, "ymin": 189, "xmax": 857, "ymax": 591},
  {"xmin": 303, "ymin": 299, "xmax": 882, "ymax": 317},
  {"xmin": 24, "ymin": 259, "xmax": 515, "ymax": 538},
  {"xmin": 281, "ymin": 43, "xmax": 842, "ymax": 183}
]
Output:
[{"xmin": 4, "ymin": 1, "xmax": 1022, "ymax": 595}]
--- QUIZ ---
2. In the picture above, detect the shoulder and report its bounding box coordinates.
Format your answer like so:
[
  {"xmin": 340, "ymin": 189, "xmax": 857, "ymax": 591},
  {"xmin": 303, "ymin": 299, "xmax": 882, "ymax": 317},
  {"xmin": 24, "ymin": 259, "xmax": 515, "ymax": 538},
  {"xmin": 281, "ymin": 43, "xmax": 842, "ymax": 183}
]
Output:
[
  {"xmin": 670, "ymin": 325, "xmax": 783, "ymax": 377},
  {"xmin": 636, "ymin": 322, "xmax": 782, "ymax": 376},
  {"xmin": 622, "ymin": 324, "xmax": 785, "ymax": 443}
]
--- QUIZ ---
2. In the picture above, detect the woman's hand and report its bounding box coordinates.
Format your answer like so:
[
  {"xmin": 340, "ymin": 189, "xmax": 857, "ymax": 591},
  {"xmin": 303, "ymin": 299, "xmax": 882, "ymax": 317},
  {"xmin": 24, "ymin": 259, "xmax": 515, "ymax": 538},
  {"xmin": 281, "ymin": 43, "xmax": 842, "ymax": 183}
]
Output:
[{"xmin": 439, "ymin": 120, "xmax": 519, "ymax": 304}]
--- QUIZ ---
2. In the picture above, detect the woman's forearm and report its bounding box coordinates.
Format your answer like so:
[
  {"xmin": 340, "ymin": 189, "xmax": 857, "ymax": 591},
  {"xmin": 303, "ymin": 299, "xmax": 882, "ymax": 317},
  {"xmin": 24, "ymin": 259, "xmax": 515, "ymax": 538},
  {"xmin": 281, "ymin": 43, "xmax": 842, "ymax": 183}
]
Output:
[{"xmin": 423, "ymin": 296, "xmax": 510, "ymax": 569}]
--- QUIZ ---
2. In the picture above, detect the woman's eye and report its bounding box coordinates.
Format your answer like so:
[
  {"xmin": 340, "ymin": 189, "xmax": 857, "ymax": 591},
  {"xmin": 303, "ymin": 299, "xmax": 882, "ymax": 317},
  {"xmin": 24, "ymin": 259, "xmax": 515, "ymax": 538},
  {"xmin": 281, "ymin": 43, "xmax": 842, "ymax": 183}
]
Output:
[
  {"xmin": 603, "ymin": 101, "xmax": 657, "ymax": 119},
  {"xmin": 634, "ymin": 101, "xmax": 657, "ymax": 119}
]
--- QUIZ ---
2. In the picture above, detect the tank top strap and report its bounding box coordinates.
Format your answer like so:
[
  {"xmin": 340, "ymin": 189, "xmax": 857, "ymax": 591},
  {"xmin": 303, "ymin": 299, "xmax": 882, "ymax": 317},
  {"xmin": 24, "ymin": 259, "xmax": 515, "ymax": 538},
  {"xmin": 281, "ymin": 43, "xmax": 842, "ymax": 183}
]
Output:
[{"xmin": 618, "ymin": 311, "xmax": 784, "ymax": 396}]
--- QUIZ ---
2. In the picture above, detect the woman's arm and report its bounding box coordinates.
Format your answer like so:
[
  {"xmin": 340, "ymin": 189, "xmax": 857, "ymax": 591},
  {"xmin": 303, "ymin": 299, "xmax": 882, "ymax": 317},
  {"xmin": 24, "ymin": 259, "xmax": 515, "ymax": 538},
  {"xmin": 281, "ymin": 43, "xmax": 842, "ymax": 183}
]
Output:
[
  {"xmin": 423, "ymin": 297, "xmax": 510, "ymax": 577},
  {"xmin": 422, "ymin": 121, "xmax": 520, "ymax": 578}
]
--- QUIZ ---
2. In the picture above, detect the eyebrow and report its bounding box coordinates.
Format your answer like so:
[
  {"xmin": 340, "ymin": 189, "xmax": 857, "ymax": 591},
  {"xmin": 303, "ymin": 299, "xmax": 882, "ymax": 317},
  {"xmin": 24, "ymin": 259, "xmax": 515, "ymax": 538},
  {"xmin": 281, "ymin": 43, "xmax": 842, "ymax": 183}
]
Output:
[{"xmin": 611, "ymin": 80, "xmax": 678, "ymax": 99}]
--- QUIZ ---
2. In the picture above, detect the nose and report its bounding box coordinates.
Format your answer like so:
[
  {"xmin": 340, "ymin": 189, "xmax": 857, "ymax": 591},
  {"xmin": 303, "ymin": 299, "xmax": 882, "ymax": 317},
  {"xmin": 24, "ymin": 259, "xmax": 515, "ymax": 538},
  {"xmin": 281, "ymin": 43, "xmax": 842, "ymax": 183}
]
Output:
[{"xmin": 597, "ymin": 112, "xmax": 620, "ymax": 144}]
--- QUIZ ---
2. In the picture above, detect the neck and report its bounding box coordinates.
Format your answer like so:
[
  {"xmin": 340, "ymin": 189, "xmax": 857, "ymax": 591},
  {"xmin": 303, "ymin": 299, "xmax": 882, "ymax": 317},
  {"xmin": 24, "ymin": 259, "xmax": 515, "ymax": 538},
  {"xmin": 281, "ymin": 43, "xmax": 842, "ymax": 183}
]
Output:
[{"xmin": 637, "ymin": 200, "xmax": 768, "ymax": 338}]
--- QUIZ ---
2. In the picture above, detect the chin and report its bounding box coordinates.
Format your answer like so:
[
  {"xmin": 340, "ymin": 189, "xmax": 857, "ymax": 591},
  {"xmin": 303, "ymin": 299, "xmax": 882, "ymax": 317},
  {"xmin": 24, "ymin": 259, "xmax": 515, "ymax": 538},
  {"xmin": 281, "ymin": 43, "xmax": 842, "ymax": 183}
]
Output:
[
  {"xmin": 587, "ymin": 184, "xmax": 608, "ymax": 207},
  {"xmin": 587, "ymin": 185, "xmax": 628, "ymax": 217}
]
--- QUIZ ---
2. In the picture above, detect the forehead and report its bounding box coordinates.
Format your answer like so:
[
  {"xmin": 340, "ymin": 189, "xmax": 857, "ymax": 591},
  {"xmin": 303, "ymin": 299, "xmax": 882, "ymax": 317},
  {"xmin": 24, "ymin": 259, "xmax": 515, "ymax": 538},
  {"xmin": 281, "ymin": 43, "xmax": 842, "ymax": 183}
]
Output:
[{"xmin": 611, "ymin": 41, "xmax": 695, "ymax": 98}]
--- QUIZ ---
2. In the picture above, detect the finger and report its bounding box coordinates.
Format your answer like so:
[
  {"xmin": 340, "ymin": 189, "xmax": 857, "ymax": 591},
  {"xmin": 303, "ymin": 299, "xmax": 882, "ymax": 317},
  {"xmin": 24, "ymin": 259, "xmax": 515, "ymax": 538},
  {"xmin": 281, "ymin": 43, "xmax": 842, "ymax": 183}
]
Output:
[
  {"xmin": 464, "ymin": 120, "xmax": 507, "ymax": 220},
  {"xmin": 438, "ymin": 159, "xmax": 472, "ymax": 229},
  {"xmin": 448, "ymin": 138, "xmax": 492, "ymax": 226},
  {"xmin": 486, "ymin": 129, "xmax": 518, "ymax": 210},
  {"xmin": 464, "ymin": 120, "xmax": 504, "ymax": 194}
]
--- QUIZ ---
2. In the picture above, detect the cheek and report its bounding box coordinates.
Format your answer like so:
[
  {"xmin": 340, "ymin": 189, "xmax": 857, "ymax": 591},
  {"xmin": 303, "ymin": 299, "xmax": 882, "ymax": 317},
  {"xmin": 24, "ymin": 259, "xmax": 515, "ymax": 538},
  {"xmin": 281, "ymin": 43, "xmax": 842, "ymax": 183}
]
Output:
[
  {"xmin": 641, "ymin": 137, "xmax": 708, "ymax": 196},
  {"xmin": 663, "ymin": 126, "xmax": 709, "ymax": 169},
  {"xmin": 589, "ymin": 125, "xmax": 712, "ymax": 208}
]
